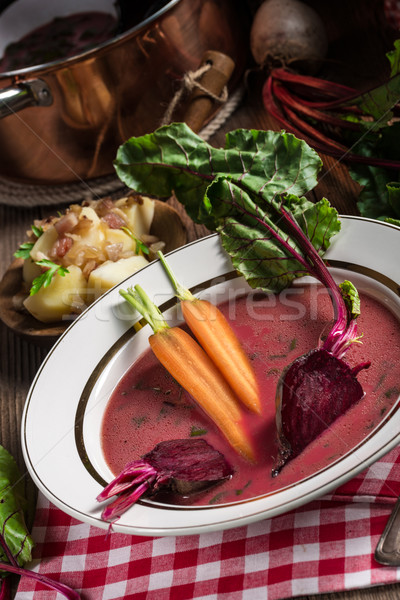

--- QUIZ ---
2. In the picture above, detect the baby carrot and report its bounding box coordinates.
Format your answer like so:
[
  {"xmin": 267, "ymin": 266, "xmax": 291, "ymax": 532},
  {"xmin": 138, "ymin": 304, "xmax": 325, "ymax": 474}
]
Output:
[
  {"xmin": 120, "ymin": 285, "xmax": 256, "ymax": 462},
  {"xmin": 157, "ymin": 251, "xmax": 261, "ymax": 414}
]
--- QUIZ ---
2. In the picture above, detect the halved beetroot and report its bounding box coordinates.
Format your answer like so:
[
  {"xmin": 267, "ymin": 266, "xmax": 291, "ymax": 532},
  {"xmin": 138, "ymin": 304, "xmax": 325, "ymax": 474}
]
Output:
[
  {"xmin": 97, "ymin": 438, "xmax": 233, "ymax": 522},
  {"xmin": 274, "ymin": 348, "xmax": 369, "ymax": 473}
]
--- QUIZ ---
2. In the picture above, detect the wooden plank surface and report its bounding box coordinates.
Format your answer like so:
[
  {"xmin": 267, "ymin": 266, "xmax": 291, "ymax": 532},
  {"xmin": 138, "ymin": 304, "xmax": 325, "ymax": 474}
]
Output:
[{"xmin": 1, "ymin": 0, "xmax": 400, "ymax": 596}]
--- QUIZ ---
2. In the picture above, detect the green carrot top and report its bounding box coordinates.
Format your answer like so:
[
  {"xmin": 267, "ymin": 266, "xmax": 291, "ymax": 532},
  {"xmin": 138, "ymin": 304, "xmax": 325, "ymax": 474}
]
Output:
[
  {"xmin": 157, "ymin": 250, "xmax": 195, "ymax": 302},
  {"xmin": 120, "ymin": 285, "xmax": 169, "ymax": 334}
]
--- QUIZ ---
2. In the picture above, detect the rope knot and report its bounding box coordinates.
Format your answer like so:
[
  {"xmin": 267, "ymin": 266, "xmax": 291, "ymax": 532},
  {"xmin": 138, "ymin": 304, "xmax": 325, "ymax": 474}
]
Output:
[{"xmin": 161, "ymin": 63, "xmax": 229, "ymax": 127}]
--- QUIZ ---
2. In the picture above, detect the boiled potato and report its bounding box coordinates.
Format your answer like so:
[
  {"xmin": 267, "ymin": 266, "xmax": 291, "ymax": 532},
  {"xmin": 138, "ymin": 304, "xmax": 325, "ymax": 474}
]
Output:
[
  {"xmin": 23, "ymin": 265, "xmax": 87, "ymax": 323},
  {"xmin": 29, "ymin": 226, "xmax": 58, "ymax": 262},
  {"xmin": 104, "ymin": 228, "xmax": 137, "ymax": 254},
  {"xmin": 22, "ymin": 257, "xmax": 42, "ymax": 286},
  {"xmin": 80, "ymin": 206, "xmax": 101, "ymax": 226},
  {"xmin": 74, "ymin": 206, "xmax": 105, "ymax": 248},
  {"xmin": 118, "ymin": 196, "xmax": 155, "ymax": 237},
  {"xmin": 88, "ymin": 255, "xmax": 148, "ymax": 300}
]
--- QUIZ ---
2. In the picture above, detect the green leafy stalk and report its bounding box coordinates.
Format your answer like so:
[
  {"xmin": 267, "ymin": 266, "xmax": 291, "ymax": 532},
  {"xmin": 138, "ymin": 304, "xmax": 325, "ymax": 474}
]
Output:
[
  {"xmin": 114, "ymin": 124, "xmax": 340, "ymax": 294},
  {"xmin": 120, "ymin": 285, "xmax": 169, "ymax": 333},
  {"xmin": 0, "ymin": 446, "xmax": 80, "ymax": 598},
  {"xmin": 113, "ymin": 124, "xmax": 367, "ymax": 360},
  {"xmin": 315, "ymin": 40, "xmax": 400, "ymax": 226},
  {"xmin": 157, "ymin": 250, "xmax": 194, "ymax": 301},
  {"xmin": 259, "ymin": 39, "xmax": 400, "ymax": 227}
]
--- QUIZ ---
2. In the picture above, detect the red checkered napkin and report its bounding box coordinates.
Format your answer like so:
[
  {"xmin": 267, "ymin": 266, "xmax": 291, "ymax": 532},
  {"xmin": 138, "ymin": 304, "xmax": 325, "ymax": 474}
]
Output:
[
  {"xmin": 14, "ymin": 444, "xmax": 400, "ymax": 600},
  {"xmin": 327, "ymin": 446, "xmax": 400, "ymax": 504}
]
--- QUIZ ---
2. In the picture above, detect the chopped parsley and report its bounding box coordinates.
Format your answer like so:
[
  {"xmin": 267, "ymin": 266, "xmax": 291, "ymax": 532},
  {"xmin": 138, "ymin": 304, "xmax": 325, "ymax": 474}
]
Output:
[
  {"xmin": 190, "ymin": 426, "xmax": 208, "ymax": 437},
  {"xmin": 235, "ymin": 479, "xmax": 252, "ymax": 496},
  {"xmin": 31, "ymin": 224, "xmax": 44, "ymax": 238}
]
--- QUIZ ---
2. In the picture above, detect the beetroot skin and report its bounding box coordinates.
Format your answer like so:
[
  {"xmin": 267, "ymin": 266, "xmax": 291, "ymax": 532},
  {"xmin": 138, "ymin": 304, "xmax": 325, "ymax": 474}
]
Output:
[{"xmin": 275, "ymin": 348, "xmax": 368, "ymax": 471}]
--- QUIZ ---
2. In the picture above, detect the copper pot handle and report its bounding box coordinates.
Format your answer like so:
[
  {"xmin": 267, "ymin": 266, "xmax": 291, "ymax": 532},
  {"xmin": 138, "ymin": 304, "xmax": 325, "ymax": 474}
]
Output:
[{"xmin": 0, "ymin": 79, "xmax": 52, "ymax": 118}]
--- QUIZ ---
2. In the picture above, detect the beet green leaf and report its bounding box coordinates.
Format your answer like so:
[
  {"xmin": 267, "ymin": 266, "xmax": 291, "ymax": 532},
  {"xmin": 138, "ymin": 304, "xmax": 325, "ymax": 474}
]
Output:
[
  {"xmin": 115, "ymin": 125, "xmax": 323, "ymax": 228},
  {"xmin": 0, "ymin": 445, "xmax": 34, "ymax": 569},
  {"xmin": 114, "ymin": 124, "xmax": 341, "ymax": 292},
  {"xmin": 205, "ymin": 178, "xmax": 340, "ymax": 292}
]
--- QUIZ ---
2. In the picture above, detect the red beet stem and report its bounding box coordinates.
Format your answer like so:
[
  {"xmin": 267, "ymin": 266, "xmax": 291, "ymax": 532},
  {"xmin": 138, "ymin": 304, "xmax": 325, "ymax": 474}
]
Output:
[
  {"xmin": 101, "ymin": 481, "xmax": 153, "ymax": 522},
  {"xmin": 0, "ymin": 561, "xmax": 80, "ymax": 599},
  {"xmin": 264, "ymin": 78, "xmax": 351, "ymax": 156},
  {"xmin": 96, "ymin": 462, "xmax": 157, "ymax": 501},
  {"xmin": 271, "ymin": 68, "xmax": 357, "ymax": 99},
  {"xmin": 283, "ymin": 104, "xmax": 346, "ymax": 153},
  {"xmin": 273, "ymin": 83, "xmax": 360, "ymax": 130},
  {"xmin": 264, "ymin": 68, "xmax": 400, "ymax": 169}
]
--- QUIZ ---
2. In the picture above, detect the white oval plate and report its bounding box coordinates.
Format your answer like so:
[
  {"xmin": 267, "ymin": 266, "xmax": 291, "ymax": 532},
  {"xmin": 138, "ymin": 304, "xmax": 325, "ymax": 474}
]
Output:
[{"xmin": 22, "ymin": 216, "xmax": 400, "ymax": 536}]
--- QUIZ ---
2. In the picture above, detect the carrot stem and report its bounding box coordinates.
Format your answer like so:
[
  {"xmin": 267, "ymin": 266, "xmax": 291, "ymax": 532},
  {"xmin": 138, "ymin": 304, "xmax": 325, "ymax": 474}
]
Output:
[
  {"xmin": 120, "ymin": 286, "xmax": 168, "ymax": 334},
  {"xmin": 157, "ymin": 251, "xmax": 261, "ymax": 414},
  {"xmin": 157, "ymin": 250, "xmax": 195, "ymax": 302}
]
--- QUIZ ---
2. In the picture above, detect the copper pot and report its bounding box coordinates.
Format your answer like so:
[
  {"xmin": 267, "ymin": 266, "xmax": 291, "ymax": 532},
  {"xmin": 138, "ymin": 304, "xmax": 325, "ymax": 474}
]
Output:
[{"xmin": 0, "ymin": 0, "xmax": 249, "ymax": 184}]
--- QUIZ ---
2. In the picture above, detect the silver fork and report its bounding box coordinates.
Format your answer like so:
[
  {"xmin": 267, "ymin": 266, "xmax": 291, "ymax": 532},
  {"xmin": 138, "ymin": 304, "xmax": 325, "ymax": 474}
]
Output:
[{"xmin": 375, "ymin": 497, "xmax": 400, "ymax": 565}]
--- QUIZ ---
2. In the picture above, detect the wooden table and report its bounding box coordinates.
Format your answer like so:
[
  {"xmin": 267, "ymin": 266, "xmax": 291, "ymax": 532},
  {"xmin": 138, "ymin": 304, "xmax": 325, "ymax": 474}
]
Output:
[{"xmin": 1, "ymin": 0, "xmax": 400, "ymax": 597}]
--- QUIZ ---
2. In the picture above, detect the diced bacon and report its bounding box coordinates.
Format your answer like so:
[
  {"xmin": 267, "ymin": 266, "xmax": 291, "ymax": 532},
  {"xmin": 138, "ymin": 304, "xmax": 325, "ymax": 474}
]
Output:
[
  {"xmin": 54, "ymin": 212, "xmax": 79, "ymax": 235},
  {"xmin": 105, "ymin": 242, "xmax": 123, "ymax": 262},
  {"xmin": 101, "ymin": 211, "xmax": 126, "ymax": 229},
  {"xmin": 94, "ymin": 197, "xmax": 114, "ymax": 216},
  {"xmin": 49, "ymin": 236, "xmax": 73, "ymax": 259}
]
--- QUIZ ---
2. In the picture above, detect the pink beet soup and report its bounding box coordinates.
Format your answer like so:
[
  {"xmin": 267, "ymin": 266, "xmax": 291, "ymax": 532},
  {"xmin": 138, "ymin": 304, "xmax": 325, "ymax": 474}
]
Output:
[{"xmin": 101, "ymin": 284, "xmax": 400, "ymax": 505}]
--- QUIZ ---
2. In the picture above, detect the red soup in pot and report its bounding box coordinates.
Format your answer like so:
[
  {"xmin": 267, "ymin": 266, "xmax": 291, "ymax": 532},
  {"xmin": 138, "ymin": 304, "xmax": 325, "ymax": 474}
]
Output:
[{"xmin": 101, "ymin": 284, "xmax": 400, "ymax": 505}]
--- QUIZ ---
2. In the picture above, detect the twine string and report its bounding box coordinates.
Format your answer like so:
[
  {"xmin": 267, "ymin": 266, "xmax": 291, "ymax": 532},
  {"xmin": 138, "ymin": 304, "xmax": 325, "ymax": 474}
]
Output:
[{"xmin": 161, "ymin": 62, "xmax": 229, "ymax": 126}]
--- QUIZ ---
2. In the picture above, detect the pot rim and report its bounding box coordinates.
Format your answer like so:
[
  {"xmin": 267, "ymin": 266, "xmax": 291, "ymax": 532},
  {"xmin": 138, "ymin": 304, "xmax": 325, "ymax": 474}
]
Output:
[{"xmin": 0, "ymin": 0, "xmax": 182, "ymax": 78}]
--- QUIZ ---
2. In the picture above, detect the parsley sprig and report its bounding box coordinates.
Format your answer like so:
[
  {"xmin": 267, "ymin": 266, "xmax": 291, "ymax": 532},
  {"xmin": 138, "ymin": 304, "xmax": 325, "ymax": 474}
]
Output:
[
  {"xmin": 30, "ymin": 260, "xmax": 69, "ymax": 296},
  {"xmin": 14, "ymin": 242, "xmax": 35, "ymax": 260},
  {"xmin": 14, "ymin": 224, "xmax": 70, "ymax": 295},
  {"xmin": 14, "ymin": 225, "xmax": 44, "ymax": 260}
]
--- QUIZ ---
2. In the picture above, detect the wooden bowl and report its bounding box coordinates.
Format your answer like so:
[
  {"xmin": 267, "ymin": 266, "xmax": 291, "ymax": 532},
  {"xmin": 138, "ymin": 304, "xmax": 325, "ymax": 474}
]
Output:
[{"xmin": 0, "ymin": 199, "xmax": 187, "ymax": 345}]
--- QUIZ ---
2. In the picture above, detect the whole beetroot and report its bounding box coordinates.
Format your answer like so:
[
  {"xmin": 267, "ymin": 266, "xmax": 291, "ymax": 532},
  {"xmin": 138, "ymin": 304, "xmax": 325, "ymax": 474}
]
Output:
[{"xmin": 250, "ymin": 0, "xmax": 328, "ymax": 74}]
